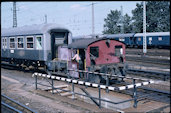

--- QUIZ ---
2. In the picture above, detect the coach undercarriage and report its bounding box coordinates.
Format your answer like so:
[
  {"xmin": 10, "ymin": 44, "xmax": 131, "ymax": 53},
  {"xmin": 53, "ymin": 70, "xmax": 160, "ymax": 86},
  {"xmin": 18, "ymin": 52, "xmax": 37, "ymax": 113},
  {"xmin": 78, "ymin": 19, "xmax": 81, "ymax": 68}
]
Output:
[{"xmin": 1, "ymin": 57, "xmax": 45, "ymax": 70}]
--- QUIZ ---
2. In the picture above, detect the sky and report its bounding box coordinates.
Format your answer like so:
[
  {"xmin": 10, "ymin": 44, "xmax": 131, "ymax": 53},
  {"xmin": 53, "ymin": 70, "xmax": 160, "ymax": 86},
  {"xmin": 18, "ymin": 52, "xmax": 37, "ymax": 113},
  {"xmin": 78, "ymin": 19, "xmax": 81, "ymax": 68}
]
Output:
[{"xmin": 1, "ymin": 1, "xmax": 141, "ymax": 37}]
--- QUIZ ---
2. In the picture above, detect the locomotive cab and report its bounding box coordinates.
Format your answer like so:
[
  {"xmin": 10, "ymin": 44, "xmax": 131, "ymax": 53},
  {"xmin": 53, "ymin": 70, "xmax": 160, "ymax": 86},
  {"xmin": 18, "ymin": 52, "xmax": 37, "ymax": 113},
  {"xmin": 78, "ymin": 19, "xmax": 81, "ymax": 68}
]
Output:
[{"xmin": 69, "ymin": 38, "xmax": 126, "ymax": 83}]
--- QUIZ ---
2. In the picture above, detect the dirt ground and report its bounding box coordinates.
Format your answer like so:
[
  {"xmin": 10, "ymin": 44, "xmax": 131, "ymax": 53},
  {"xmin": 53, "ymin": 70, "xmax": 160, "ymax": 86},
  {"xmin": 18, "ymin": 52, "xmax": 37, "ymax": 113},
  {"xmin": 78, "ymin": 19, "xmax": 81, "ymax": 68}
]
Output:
[
  {"xmin": 1, "ymin": 68, "xmax": 170, "ymax": 113},
  {"xmin": 1, "ymin": 68, "xmax": 116, "ymax": 113}
]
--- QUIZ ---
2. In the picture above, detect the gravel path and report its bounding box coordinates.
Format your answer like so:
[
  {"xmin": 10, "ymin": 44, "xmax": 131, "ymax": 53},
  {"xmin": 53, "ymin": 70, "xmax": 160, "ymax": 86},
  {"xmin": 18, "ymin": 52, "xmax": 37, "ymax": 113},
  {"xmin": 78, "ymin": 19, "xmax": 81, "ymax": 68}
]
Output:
[{"xmin": 1, "ymin": 68, "xmax": 114, "ymax": 113}]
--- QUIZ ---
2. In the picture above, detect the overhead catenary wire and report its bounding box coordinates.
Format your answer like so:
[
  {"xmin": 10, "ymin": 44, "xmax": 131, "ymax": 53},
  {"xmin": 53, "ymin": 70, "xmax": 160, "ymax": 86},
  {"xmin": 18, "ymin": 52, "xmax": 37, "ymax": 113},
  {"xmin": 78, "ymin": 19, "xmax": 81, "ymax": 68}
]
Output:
[{"xmin": 3, "ymin": 2, "xmax": 108, "ymax": 34}]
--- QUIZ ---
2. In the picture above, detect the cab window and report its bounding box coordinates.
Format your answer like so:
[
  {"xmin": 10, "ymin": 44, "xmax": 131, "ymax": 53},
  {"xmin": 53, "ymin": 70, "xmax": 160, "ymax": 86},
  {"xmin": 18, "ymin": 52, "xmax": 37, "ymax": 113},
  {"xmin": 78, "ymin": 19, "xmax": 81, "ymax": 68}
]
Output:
[
  {"xmin": 115, "ymin": 45, "xmax": 123, "ymax": 56},
  {"xmin": 90, "ymin": 46, "xmax": 99, "ymax": 58}
]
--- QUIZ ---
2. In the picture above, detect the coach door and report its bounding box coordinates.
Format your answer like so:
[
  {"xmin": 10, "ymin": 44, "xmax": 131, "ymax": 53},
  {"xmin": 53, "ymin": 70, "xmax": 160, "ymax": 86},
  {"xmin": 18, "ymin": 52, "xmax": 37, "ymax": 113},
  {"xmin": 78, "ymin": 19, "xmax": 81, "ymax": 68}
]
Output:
[{"xmin": 51, "ymin": 32, "xmax": 65, "ymax": 60}]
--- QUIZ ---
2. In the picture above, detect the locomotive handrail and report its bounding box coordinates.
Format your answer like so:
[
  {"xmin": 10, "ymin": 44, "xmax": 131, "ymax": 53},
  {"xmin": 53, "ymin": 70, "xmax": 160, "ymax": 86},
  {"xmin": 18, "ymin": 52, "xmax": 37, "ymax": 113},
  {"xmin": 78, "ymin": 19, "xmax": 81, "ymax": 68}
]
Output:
[{"xmin": 67, "ymin": 69, "xmax": 152, "ymax": 81}]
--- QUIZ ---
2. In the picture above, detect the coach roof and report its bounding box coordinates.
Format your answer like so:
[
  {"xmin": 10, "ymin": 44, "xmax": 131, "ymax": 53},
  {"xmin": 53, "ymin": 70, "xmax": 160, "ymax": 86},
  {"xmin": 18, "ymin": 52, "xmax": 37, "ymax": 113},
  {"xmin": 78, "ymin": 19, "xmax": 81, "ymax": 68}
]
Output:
[
  {"xmin": 68, "ymin": 38, "xmax": 125, "ymax": 49},
  {"xmin": 106, "ymin": 33, "xmax": 135, "ymax": 38},
  {"xmin": 134, "ymin": 32, "xmax": 170, "ymax": 37},
  {"xmin": 1, "ymin": 23, "xmax": 70, "ymax": 37}
]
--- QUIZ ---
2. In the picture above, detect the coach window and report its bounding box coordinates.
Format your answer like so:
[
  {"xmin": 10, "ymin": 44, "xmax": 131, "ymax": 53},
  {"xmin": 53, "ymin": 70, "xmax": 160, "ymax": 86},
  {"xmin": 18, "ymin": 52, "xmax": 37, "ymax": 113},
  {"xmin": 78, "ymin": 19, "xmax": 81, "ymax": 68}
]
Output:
[
  {"xmin": 149, "ymin": 37, "xmax": 152, "ymax": 44},
  {"xmin": 26, "ymin": 36, "xmax": 34, "ymax": 49},
  {"xmin": 2, "ymin": 37, "xmax": 7, "ymax": 49},
  {"xmin": 17, "ymin": 37, "xmax": 24, "ymax": 49},
  {"xmin": 4, "ymin": 38, "xmax": 7, "ymax": 48},
  {"xmin": 115, "ymin": 45, "xmax": 123, "ymax": 56},
  {"xmin": 158, "ymin": 37, "xmax": 162, "ymax": 41},
  {"xmin": 2, "ymin": 38, "xmax": 4, "ymax": 48},
  {"xmin": 10, "ymin": 37, "xmax": 15, "ymax": 49},
  {"xmin": 119, "ymin": 37, "xmax": 125, "ymax": 41},
  {"xmin": 90, "ymin": 46, "xmax": 99, "ymax": 58},
  {"xmin": 36, "ymin": 36, "xmax": 42, "ymax": 49},
  {"xmin": 138, "ymin": 37, "xmax": 141, "ymax": 41}
]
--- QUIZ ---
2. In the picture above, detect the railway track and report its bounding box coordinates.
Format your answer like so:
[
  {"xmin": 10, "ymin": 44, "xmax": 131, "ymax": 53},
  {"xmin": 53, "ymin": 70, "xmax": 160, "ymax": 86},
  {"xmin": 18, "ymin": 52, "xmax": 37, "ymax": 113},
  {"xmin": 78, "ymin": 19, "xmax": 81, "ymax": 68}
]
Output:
[
  {"xmin": 111, "ymin": 82, "xmax": 170, "ymax": 104},
  {"xmin": 126, "ymin": 56, "xmax": 170, "ymax": 66},
  {"xmin": 126, "ymin": 48, "xmax": 170, "ymax": 57},
  {"xmin": 1, "ymin": 61, "xmax": 169, "ymax": 82},
  {"xmin": 1, "ymin": 94, "xmax": 37, "ymax": 113},
  {"xmin": 1, "ymin": 62, "xmax": 170, "ymax": 97},
  {"xmin": 1, "ymin": 65, "xmax": 170, "ymax": 110},
  {"xmin": 126, "ymin": 69, "xmax": 170, "ymax": 81},
  {"xmin": 41, "ymin": 76, "xmax": 170, "ymax": 105},
  {"xmin": 136, "ymin": 87, "xmax": 170, "ymax": 104},
  {"xmin": 32, "ymin": 72, "xmax": 170, "ymax": 109}
]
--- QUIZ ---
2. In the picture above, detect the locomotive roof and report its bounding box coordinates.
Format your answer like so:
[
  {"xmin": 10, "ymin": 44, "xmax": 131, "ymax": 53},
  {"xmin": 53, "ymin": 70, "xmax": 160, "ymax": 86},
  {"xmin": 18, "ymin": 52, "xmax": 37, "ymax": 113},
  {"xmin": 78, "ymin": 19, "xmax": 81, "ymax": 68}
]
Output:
[
  {"xmin": 68, "ymin": 38, "xmax": 125, "ymax": 49},
  {"xmin": 134, "ymin": 32, "xmax": 170, "ymax": 37},
  {"xmin": 1, "ymin": 23, "xmax": 70, "ymax": 37},
  {"xmin": 105, "ymin": 33, "xmax": 135, "ymax": 38}
]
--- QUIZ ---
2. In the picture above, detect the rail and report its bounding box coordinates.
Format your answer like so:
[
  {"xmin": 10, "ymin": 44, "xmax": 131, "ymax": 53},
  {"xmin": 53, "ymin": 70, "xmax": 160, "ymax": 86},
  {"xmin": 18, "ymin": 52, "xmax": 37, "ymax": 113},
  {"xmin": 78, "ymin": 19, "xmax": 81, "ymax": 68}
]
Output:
[
  {"xmin": 1, "ymin": 94, "xmax": 37, "ymax": 113},
  {"xmin": 32, "ymin": 70, "xmax": 155, "ymax": 108},
  {"xmin": 126, "ymin": 68, "xmax": 170, "ymax": 81}
]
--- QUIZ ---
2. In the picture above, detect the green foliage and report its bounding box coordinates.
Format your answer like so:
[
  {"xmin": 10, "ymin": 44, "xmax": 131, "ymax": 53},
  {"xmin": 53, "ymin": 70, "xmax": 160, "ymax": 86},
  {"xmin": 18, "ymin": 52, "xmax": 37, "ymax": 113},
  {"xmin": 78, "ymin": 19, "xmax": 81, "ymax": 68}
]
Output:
[
  {"xmin": 131, "ymin": 1, "xmax": 170, "ymax": 32},
  {"xmin": 131, "ymin": 2, "xmax": 143, "ymax": 33},
  {"xmin": 103, "ymin": 10, "xmax": 121, "ymax": 34},
  {"xmin": 103, "ymin": 10, "xmax": 133, "ymax": 34},
  {"xmin": 103, "ymin": 1, "xmax": 170, "ymax": 34},
  {"xmin": 123, "ymin": 14, "xmax": 133, "ymax": 33}
]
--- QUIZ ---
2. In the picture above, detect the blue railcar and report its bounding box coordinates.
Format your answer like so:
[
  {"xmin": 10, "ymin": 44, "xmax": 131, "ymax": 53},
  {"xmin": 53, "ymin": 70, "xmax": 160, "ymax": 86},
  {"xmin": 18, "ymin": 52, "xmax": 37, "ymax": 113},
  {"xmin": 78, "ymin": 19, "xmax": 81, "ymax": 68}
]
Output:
[
  {"xmin": 134, "ymin": 32, "xmax": 170, "ymax": 48},
  {"xmin": 105, "ymin": 33, "xmax": 135, "ymax": 47},
  {"xmin": 72, "ymin": 32, "xmax": 170, "ymax": 49}
]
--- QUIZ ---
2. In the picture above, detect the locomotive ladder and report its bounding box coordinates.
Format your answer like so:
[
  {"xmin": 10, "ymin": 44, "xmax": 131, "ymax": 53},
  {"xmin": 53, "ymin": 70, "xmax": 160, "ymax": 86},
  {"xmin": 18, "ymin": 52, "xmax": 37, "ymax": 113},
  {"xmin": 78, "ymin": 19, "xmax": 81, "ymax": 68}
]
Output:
[{"xmin": 32, "ymin": 70, "xmax": 155, "ymax": 109}]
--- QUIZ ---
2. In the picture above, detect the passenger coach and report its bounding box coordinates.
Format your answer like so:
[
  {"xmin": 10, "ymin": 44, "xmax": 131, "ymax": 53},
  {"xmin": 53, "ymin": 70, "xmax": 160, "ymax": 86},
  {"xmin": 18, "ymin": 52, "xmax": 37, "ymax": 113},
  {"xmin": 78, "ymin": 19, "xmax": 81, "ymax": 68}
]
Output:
[
  {"xmin": 105, "ymin": 33, "xmax": 135, "ymax": 47},
  {"xmin": 1, "ymin": 23, "xmax": 72, "ymax": 69},
  {"xmin": 134, "ymin": 32, "xmax": 170, "ymax": 48}
]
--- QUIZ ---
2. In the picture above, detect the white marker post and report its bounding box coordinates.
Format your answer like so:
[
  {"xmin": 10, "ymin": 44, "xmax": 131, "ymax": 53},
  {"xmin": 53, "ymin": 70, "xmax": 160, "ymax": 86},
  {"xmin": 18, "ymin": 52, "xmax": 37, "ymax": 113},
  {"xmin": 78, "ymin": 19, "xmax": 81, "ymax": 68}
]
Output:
[{"xmin": 143, "ymin": 1, "xmax": 147, "ymax": 55}]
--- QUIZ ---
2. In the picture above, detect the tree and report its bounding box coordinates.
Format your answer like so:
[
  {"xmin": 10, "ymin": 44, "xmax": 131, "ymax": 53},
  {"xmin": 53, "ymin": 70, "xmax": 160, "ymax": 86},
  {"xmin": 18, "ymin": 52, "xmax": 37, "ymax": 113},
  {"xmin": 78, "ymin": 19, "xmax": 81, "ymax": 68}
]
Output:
[
  {"xmin": 132, "ymin": 1, "xmax": 170, "ymax": 33},
  {"xmin": 131, "ymin": 2, "xmax": 143, "ymax": 33},
  {"xmin": 103, "ymin": 10, "xmax": 133, "ymax": 34},
  {"xmin": 103, "ymin": 10, "xmax": 121, "ymax": 34},
  {"xmin": 123, "ymin": 14, "xmax": 133, "ymax": 33}
]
